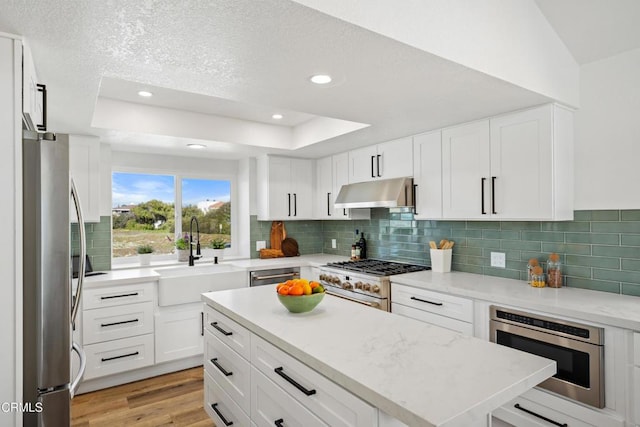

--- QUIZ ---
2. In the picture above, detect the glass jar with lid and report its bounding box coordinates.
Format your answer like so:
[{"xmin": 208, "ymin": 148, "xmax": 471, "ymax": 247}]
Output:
[
  {"xmin": 527, "ymin": 258, "xmax": 539, "ymax": 284},
  {"xmin": 531, "ymin": 266, "xmax": 546, "ymax": 288},
  {"xmin": 546, "ymin": 253, "xmax": 562, "ymax": 288}
]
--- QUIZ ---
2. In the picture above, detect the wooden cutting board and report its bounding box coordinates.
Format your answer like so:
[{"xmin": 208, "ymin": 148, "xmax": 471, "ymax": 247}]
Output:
[
  {"xmin": 281, "ymin": 237, "xmax": 299, "ymax": 257},
  {"xmin": 270, "ymin": 221, "xmax": 286, "ymax": 251}
]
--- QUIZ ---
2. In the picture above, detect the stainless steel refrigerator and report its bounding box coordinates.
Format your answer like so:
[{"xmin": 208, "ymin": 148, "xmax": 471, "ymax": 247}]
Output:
[{"xmin": 23, "ymin": 130, "xmax": 87, "ymax": 426}]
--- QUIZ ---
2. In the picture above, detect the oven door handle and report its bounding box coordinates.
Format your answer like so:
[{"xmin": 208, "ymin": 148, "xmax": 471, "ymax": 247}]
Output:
[
  {"xmin": 251, "ymin": 272, "xmax": 299, "ymax": 281},
  {"xmin": 326, "ymin": 291, "xmax": 380, "ymax": 309}
]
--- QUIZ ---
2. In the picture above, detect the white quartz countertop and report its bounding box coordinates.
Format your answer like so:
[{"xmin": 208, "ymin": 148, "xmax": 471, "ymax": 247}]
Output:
[
  {"xmin": 391, "ymin": 271, "xmax": 640, "ymax": 331},
  {"xmin": 82, "ymin": 268, "xmax": 160, "ymax": 286},
  {"xmin": 202, "ymin": 286, "xmax": 556, "ymax": 427}
]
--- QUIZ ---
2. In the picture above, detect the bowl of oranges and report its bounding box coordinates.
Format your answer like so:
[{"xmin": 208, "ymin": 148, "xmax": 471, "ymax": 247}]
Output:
[{"xmin": 276, "ymin": 278, "xmax": 326, "ymax": 313}]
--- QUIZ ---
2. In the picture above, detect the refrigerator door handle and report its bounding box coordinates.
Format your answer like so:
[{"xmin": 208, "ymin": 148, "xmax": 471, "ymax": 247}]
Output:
[
  {"xmin": 70, "ymin": 341, "xmax": 86, "ymax": 398},
  {"xmin": 70, "ymin": 179, "xmax": 86, "ymax": 326}
]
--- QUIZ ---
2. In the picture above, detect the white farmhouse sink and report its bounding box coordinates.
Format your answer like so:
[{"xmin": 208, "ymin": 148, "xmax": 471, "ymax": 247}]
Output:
[{"xmin": 154, "ymin": 263, "xmax": 247, "ymax": 306}]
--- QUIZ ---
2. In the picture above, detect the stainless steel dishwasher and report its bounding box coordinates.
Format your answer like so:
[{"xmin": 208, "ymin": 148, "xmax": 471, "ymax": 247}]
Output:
[{"xmin": 249, "ymin": 267, "xmax": 300, "ymax": 287}]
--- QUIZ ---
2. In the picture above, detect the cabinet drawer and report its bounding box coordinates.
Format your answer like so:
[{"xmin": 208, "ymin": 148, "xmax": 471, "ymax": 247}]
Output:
[
  {"xmin": 205, "ymin": 330, "xmax": 251, "ymax": 414},
  {"xmin": 83, "ymin": 334, "xmax": 154, "ymax": 380},
  {"xmin": 204, "ymin": 371, "xmax": 251, "ymax": 427},
  {"xmin": 251, "ymin": 335, "xmax": 377, "ymax": 427},
  {"xmin": 83, "ymin": 282, "xmax": 154, "ymax": 309},
  {"xmin": 634, "ymin": 332, "xmax": 640, "ymax": 366},
  {"xmin": 204, "ymin": 304, "xmax": 251, "ymax": 360},
  {"xmin": 83, "ymin": 302, "xmax": 154, "ymax": 344},
  {"xmin": 391, "ymin": 284, "xmax": 473, "ymax": 323},
  {"xmin": 493, "ymin": 397, "xmax": 591, "ymax": 427},
  {"xmin": 391, "ymin": 303, "xmax": 473, "ymax": 336},
  {"xmin": 251, "ymin": 367, "xmax": 326, "ymax": 427}
]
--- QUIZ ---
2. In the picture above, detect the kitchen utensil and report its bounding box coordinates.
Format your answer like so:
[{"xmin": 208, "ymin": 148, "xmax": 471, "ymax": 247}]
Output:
[
  {"xmin": 270, "ymin": 221, "xmax": 286, "ymax": 251},
  {"xmin": 281, "ymin": 237, "xmax": 299, "ymax": 257},
  {"xmin": 429, "ymin": 241, "xmax": 437, "ymax": 249},
  {"xmin": 259, "ymin": 249, "xmax": 284, "ymax": 259}
]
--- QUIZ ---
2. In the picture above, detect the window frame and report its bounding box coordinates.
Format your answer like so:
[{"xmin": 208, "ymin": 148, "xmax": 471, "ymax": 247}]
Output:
[{"xmin": 111, "ymin": 167, "xmax": 238, "ymax": 265}]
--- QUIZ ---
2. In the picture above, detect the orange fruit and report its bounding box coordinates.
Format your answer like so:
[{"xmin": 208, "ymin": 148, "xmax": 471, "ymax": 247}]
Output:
[
  {"xmin": 276, "ymin": 283, "xmax": 284, "ymax": 291},
  {"xmin": 289, "ymin": 284, "xmax": 304, "ymax": 296},
  {"xmin": 277, "ymin": 286, "xmax": 290, "ymax": 295},
  {"xmin": 309, "ymin": 281, "xmax": 320, "ymax": 289},
  {"xmin": 284, "ymin": 280, "xmax": 295, "ymax": 287}
]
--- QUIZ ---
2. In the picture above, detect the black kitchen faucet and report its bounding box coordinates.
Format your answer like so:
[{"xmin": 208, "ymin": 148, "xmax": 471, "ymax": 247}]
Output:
[{"xmin": 189, "ymin": 216, "xmax": 201, "ymax": 266}]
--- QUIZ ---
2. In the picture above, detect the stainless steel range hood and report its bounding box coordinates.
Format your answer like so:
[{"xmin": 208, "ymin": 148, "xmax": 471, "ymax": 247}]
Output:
[{"xmin": 334, "ymin": 177, "xmax": 414, "ymax": 209}]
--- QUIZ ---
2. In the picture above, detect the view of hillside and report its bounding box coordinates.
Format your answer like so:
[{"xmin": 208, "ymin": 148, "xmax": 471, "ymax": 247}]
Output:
[{"xmin": 112, "ymin": 199, "xmax": 231, "ymax": 257}]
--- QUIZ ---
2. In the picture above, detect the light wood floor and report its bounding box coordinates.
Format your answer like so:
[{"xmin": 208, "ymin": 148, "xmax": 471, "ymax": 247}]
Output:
[{"xmin": 71, "ymin": 367, "xmax": 214, "ymax": 427}]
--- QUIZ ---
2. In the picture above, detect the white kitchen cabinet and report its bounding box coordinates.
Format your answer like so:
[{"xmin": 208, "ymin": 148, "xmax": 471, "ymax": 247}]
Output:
[
  {"xmin": 257, "ymin": 155, "xmax": 314, "ymax": 220},
  {"xmin": 83, "ymin": 334, "xmax": 155, "ymax": 380},
  {"xmin": 83, "ymin": 301, "xmax": 154, "ymax": 345},
  {"xmin": 442, "ymin": 104, "xmax": 573, "ymax": 220},
  {"xmin": 349, "ymin": 137, "xmax": 413, "ymax": 183},
  {"xmin": 22, "ymin": 40, "xmax": 45, "ymax": 131},
  {"xmin": 412, "ymin": 130, "xmax": 443, "ymax": 219},
  {"xmin": 154, "ymin": 302, "xmax": 204, "ymax": 363},
  {"xmin": 316, "ymin": 153, "xmax": 370, "ymax": 220},
  {"xmin": 391, "ymin": 284, "xmax": 473, "ymax": 336},
  {"xmin": 633, "ymin": 332, "xmax": 640, "ymax": 425},
  {"xmin": 205, "ymin": 370, "xmax": 251, "ymax": 427},
  {"xmin": 70, "ymin": 135, "xmax": 101, "ymax": 222}
]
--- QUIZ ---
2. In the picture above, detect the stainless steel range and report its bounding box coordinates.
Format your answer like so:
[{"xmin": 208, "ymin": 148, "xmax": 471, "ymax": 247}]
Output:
[{"xmin": 319, "ymin": 260, "xmax": 430, "ymax": 311}]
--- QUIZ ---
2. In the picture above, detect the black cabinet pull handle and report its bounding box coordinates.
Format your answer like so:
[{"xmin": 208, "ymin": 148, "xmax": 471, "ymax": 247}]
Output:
[
  {"xmin": 371, "ymin": 155, "xmax": 375, "ymax": 178},
  {"xmin": 491, "ymin": 176, "xmax": 497, "ymax": 214},
  {"xmin": 200, "ymin": 312, "xmax": 204, "ymax": 336},
  {"xmin": 343, "ymin": 208, "xmax": 347, "ymax": 216},
  {"xmin": 211, "ymin": 322, "xmax": 233, "ymax": 336},
  {"xmin": 376, "ymin": 154, "xmax": 381, "ymax": 177},
  {"xmin": 101, "ymin": 351, "xmax": 139, "ymax": 362},
  {"xmin": 481, "ymin": 177, "xmax": 487, "ymax": 214},
  {"xmin": 327, "ymin": 192, "xmax": 331, "ymax": 216},
  {"xmin": 211, "ymin": 403, "xmax": 234, "ymax": 426},
  {"xmin": 293, "ymin": 193, "xmax": 297, "ymax": 216},
  {"xmin": 36, "ymin": 83, "xmax": 47, "ymax": 131},
  {"xmin": 210, "ymin": 358, "xmax": 233, "ymax": 376},
  {"xmin": 101, "ymin": 292, "xmax": 138, "ymax": 300},
  {"xmin": 411, "ymin": 296, "xmax": 443, "ymax": 306},
  {"xmin": 412, "ymin": 183, "xmax": 418, "ymax": 215},
  {"xmin": 100, "ymin": 318, "xmax": 138, "ymax": 328},
  {"xmin": 274, "ymin": 366, "xmax": 316, "ymax": 396},
  {"xmin": 514, "ymin": 404, "xmax": 567, "ymax": 427},
  {"xmin": 274, "ymin": 418, "xmax": 284, "ymax": 427},
  {"xmin": 287, "ymin": 193, "xmax": 291, "ymax": 216}
]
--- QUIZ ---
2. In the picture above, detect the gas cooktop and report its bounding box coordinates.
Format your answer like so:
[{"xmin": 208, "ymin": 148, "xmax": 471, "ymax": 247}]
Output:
[{"xmin": 324, "ymin": 259, "xmax": 430, "ymax": 276}]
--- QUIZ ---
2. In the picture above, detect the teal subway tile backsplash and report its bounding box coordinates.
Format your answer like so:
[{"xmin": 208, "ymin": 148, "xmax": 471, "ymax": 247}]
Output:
[
  {"xmin": 249, "ymin": 210, "xmax": 640, "ymax": 297},
  {"xmin": 71, "ymin": 216, "xmax": 111, "ymax": 271}
]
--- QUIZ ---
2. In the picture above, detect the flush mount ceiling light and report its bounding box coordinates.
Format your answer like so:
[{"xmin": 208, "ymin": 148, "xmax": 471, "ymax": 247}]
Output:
[
  {"xmin": 310, "ymin": 74, "xmax": 332, "ymax": 85},
  {"xmin": 272, "ymin": 114, "xmax": 283, "ymax": 120},
  {"xmin": 137, "ymin": 90, "xmax": 153, "ymax": 97},
  {"xmin": 187, "ymin": 143, "xmax": 206, "ymax": 149}
]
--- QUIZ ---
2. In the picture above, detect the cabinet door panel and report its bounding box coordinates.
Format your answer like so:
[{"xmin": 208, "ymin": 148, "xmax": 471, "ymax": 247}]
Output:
[
  {"xmin": 268, "ymin": 157, "xmax": 291, "ymax": 220},
  {"xmin": 315, "ymin": 156, "xmax": 332, "ymax": 219},
  {"xmin": 490, "ymin": 106, "xmax": 552, "ymax": 219},
  {"xmin": 442, "ymin": 121, "xmax": 490, "ymax": 219},
  {"xmin": 155, "ymin": 304, "xmax": 203, "ymax": 363},
  {"xmin": 349, "ymin": 145, "xmax": 378, "ymax": 183},
  {"xmin": 290, "ymin": 158, "xmax": 313, "ymax": 219},
  {"xmin": 413, "ymin": 131, "xmax": 442, "ymax": 219},
  {"xmin": 70, "ymin": 136, "xmax": 101, "ymax": 222},
  {"xmin": 377, "ymin": 137, "xmax": 413, "ymax": 180}
]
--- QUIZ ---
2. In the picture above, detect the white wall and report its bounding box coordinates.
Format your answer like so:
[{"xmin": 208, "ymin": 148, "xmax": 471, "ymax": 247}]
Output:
[
  {"xmin": 574, "ymin": 48, "xmax": 640, "ymax": 209},
  {"xmin": 0, "ymin": 33, "xmax": 20, "ymax": 427}
]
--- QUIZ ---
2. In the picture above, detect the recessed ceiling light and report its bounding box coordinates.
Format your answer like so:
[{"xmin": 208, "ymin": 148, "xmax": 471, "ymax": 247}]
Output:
[
  {"xmin": 272, "ymin": 114, "xmax": 283, "ymax": 120},
  {"xmin": 310, "ymin": 74, "xmax": 332, "ymax": 85},
  {"xmin": 187, "ymin": 144, "xmax": 206, "ymax": 149},
  {"xmin": 137, "ymin": 90, "xmax": 153, "ymax": 97}
]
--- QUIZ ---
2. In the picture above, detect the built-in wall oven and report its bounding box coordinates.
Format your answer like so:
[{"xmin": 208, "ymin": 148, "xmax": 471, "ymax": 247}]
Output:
[
  {"xmin": 250, "ymin": 267, "xmax": 300, "ymax": 287},
  {"xmin": 490, "ymin": 305, "xmax": 605, "ymax": 408}
]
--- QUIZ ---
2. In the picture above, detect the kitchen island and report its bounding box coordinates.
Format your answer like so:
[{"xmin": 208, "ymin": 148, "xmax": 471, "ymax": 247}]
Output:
[{"xmin": 202, "ymin": 286, "xmax": 556, "ymax": 427}]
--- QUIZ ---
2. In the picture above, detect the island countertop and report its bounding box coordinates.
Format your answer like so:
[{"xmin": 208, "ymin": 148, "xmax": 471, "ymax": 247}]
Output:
[{"xmin": 202, "ymin": 286, "xmax": 556, "ymax": 427}]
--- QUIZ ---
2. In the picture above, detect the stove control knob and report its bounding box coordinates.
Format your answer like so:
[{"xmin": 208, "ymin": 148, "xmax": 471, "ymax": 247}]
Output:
[
  {"xmin": 362, "ymin": 283, "xmax": 371, "ymax": 292},
  {"xmin": 332, "ymin": 276, "xmax": 341, "ymax": 284},
  {"xmin": 355, "ymin": 281, "xmax": 363, "ymax": 290},
  {"xmin": 319, "ymin": 274, "xmax": 326, "ymax": 281},
  {"xmin": 371, "ymin": 284, "xmax": 380, "ymax": 294},
  {"xmin": 342, "ymin": 281, "xmax": 353, "ymax": 290}
]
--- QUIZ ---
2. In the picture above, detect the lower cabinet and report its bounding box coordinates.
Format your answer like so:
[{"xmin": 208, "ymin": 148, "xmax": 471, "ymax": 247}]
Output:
[
  {"xmin": 155, "ymin": 302, "xmax": 204, "ymax": 363},
  {"xmin": 204, "ymin": 305, "xmax": 380, "ymax": 427},
  {"xmin": 83, "ymin": 334, "xmax": 154, "ymax": 380},
  {"xmin": 391, "ymin": 284, "xmax": 473, "ymax": 336}
]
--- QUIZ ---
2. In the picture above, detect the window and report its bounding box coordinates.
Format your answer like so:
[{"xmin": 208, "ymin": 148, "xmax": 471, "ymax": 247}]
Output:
[{"xmin": 112, "ymin": 172, "xmax": 232, "ymax": 259}]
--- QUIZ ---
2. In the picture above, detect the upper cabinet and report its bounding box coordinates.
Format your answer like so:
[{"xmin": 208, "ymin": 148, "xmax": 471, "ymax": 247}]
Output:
[
  {"xmin": 315, "ymin": 153, "xmax": 370, "ymax": 220},
  {"xmin": 257, "ymin": 156, "xmax": 314, "ymax": 221},
  {"xmin": 22, "ymin": 41, "xmax": 46, "ymax": 132},
  {"xmin": 440, "ymin": 104, "xmax": 573, "ymax": 221},
  {"xmin": 70, "ymin": 135, "xmax": 101, "ymax": 223},
  {"xmin": 349, "ymin": 137, "xmax": 413, "ymax": 183},
  {"xmin": 413, "ymin": 131, "xmax": 443, "ymax": 220}
]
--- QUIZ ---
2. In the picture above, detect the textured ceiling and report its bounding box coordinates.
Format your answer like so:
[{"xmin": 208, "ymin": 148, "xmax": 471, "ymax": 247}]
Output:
[
  {"xmin": 535, "ymin": 0, "xmax": 640, "ymax": 65},
  {"xmin": 0, "ymin": 0, "xmax": 562, "ymax": 158}
]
